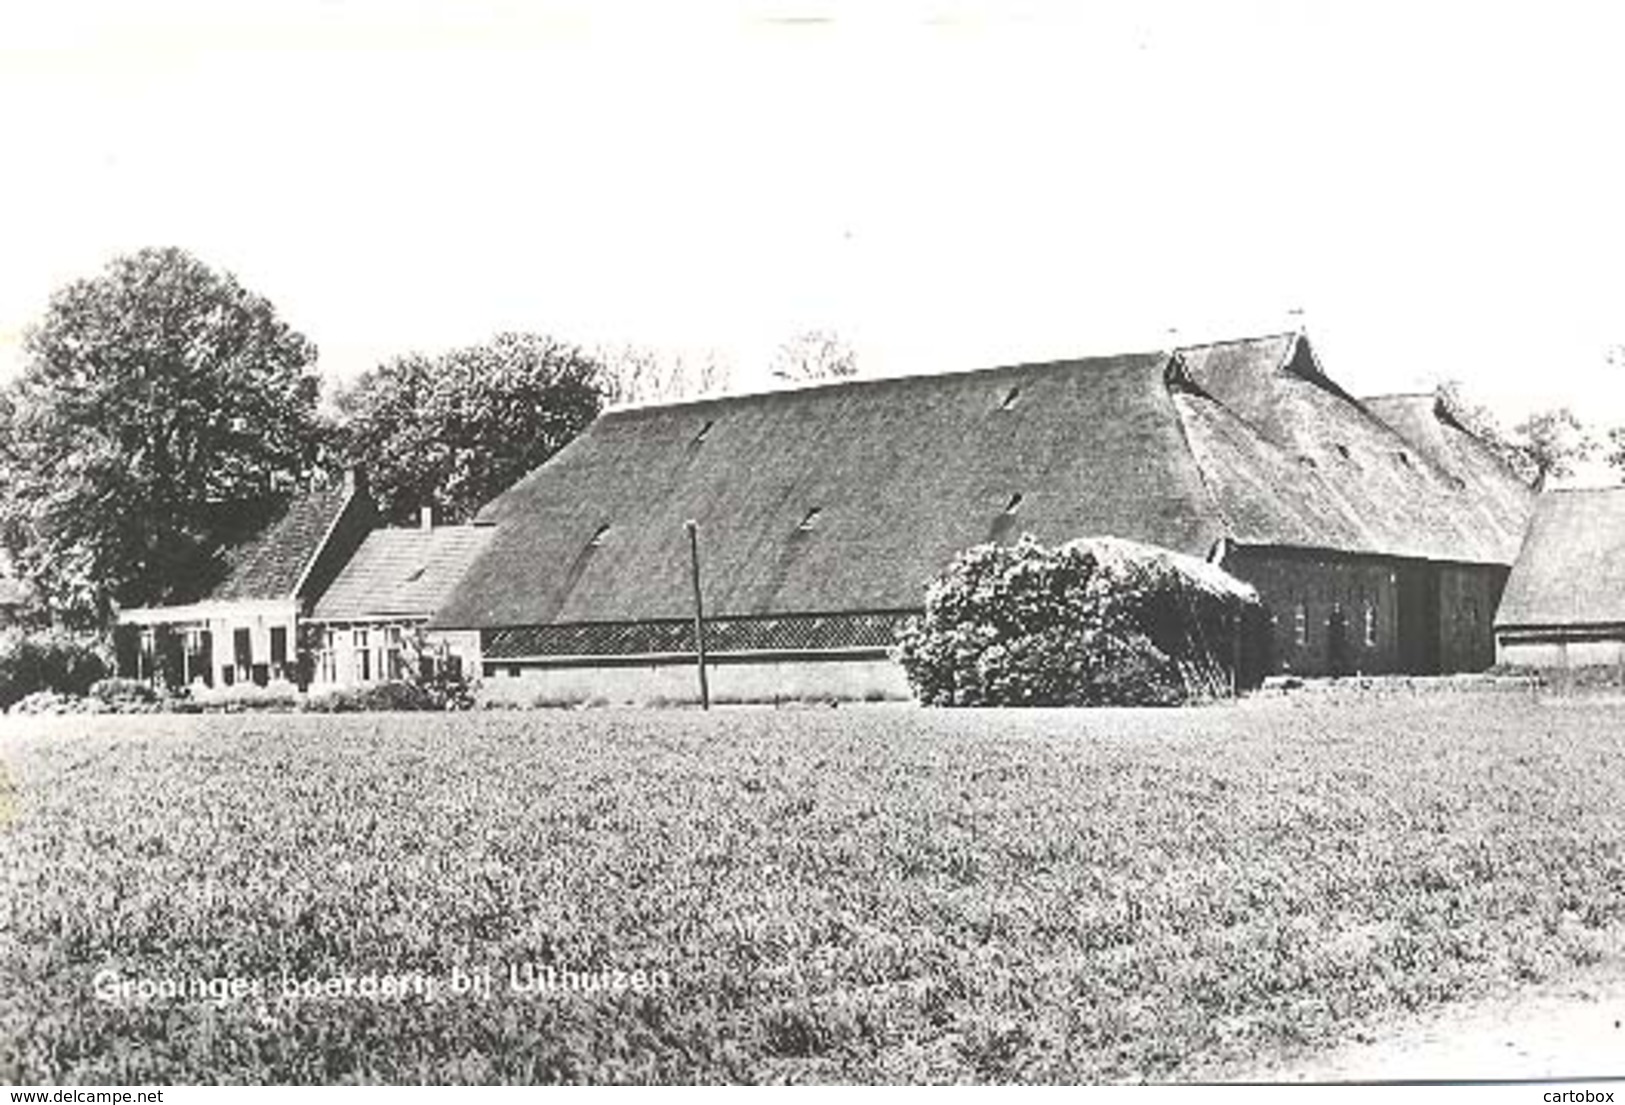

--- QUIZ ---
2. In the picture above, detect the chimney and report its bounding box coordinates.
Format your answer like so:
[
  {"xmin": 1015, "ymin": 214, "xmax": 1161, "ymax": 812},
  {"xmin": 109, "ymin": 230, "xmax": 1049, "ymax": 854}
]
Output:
[{"xmin": 420, "ymin": 504, "xmax": 434, "ymax": 531}]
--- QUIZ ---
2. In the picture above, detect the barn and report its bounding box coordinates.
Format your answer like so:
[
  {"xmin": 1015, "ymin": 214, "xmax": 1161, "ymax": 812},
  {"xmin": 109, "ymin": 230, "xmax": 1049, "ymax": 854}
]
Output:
[
  {"xmin": 1493, "ymin": 488, "xmax": 1625, "ymax": 669},
  {"xmin": 431, "ymin": 332, "xmax": 1534, "ymax": 703}
]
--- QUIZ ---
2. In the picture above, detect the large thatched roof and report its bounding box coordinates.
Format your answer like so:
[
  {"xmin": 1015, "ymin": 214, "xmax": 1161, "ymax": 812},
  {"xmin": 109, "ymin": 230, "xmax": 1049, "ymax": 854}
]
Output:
[
  {"xmin": 433, "ymin": 334, "xmax": 1534, "ymax": 630},
  {"xmin": 1495, "ymin": 488, "xmax": 1625, "ymax": 630}
]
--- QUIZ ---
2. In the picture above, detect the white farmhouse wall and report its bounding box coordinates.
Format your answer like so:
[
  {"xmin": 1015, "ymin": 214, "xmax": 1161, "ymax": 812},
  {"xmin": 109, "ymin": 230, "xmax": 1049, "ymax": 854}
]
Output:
[{"xmin": 476, "ymin": 655, "xmax": 912, "ymax": 706}]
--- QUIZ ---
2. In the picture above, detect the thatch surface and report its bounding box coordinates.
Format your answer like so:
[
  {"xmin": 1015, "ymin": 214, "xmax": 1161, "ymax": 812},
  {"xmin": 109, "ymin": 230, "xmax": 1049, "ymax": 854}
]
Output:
[
  {"xmin": 434, "ymin": 334, "xmax": 1535, "ymax": 631},
  {"xmin": 438, "ymin": 352, "xmax": 1223, "ymax": 627},
  {"xmin": 1362, "ymin": 393, "xmax": 1535, "ymax": 561},
  {"xmin": 1495, "ymin": 489, "xmax": 1625, "ymax": 629},
  {"xmin": 311, "ymin": 524, "xmax": 494, "ymax": 622}
]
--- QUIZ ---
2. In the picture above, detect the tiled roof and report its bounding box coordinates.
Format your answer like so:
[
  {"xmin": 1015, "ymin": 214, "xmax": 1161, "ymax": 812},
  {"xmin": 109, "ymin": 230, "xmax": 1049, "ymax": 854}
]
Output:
[
  {"xmin": 210, "ymin": 483, "xmax": 355, "ymax": 602},
  {"xmin": 311, "ymin": 524, "xmax": 494, "ymax": 622},
  {"xmin": 484, "ymin": 611, "xmax": 914, "ymax": 659}
]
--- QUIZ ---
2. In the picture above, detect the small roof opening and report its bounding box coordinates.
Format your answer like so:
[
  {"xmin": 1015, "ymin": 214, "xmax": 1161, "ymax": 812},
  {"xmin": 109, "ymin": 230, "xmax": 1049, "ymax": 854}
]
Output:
[
  {"xmin": 796, "ymin": 507, "xmax": 822, "ymax": 532},
  {"xmin": 405, "ymin": 565, "xmax": 426, "ymax": 583},
  {"xmin": 1396, "ymin": 451, "xmax": 1412, "ymax": 468},
  {"xmin": 998, "ymin": 386, "xmax": 1022, "ymax": 411},
  {"xmin": 693, "ymin": 419, "xmax": 715, "ymax": 445},
  {"xmin": 1003, "ymin": 493, "xmax": 1024, "ymax": 514},
  {"xmin": 588, "ymin": 523, "xmax": 611, "ymax": 548},
  {"xmin": 1333, "ymin": 443, "xmax": 1351, "ymax": 459}
]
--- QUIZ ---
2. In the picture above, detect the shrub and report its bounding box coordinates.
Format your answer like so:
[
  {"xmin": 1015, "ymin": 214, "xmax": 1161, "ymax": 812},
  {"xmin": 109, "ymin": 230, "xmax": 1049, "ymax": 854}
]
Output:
[
  {"xmin": 414, "ymin": 665, "xmax": 476, "ymax": 711},
  {"xmin": 302, "ymin": 679, "xmax": 435, "ymax": 714},
  {"xmin": 0, "ymin": 629, "xmax": 109, "ymax": 711},
  {"xmin": 190, "ymin": 681, "xmax": 301, "ymax": 714},
  {"xmin": 87, "ymin": 677, "xmax": 161, "ymax": 710},
  {"xmin": 894, "ymin": 535, "xmax": 1266, "ymax": 707},
  {"xmin": 6, "ymin": 690, "xmax": 90, "ymax": 715}
]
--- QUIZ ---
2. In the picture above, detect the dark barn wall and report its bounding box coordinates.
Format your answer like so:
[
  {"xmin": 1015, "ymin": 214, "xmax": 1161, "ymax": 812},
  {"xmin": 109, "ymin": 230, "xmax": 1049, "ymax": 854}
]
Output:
[
  {"xmin": 1222, "ymin": 547, "xmax": 1506, "ymax": 677},
  {"xmin": 1222, "ymin": 549, "xmax": 1402, "ymax": 676},
  {"xmin": 1437, "ymin": 563, "xmax": 1508, "ymax": 673}
]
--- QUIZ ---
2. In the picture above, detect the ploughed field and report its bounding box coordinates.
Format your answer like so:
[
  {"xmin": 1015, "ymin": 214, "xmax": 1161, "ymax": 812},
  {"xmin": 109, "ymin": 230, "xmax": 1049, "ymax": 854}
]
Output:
[{"xmin": 3, "ymin": 695, "xmax": 1623, "ymax": 1083}]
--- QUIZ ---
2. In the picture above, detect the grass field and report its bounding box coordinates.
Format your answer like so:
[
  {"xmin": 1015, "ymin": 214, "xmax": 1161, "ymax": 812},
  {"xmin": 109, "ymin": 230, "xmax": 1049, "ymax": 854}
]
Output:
[{"xmin": 3, "ymin": 692, "xmax": 1624, "ymax": 1083}]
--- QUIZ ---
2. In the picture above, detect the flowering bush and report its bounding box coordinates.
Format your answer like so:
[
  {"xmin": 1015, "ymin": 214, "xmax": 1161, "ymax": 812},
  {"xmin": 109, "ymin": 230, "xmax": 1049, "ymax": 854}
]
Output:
[{"xmin": 896, "ymin": 535, "xmax": 1266, "ymax": 706}]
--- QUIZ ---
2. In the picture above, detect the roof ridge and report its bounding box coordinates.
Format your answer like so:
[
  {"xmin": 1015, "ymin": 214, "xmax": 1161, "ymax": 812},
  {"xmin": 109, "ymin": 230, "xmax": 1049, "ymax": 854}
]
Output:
[
  {"xmin": 602, "ymin": 348, "xmax": 1174, "ymax": 416},
  {"xmin": 1173, "ymin": 330, "xmax": 1299, "ymax": 354},
  {"xmin": 1162, "ymin": 359, "xmax": 1237, "ymax": 547}
]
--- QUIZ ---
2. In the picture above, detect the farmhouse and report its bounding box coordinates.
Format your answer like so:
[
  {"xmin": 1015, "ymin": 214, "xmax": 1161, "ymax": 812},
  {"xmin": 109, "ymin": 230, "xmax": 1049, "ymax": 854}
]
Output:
[
  {"xmin": 431, "ymin": 332, "xmax": 1534, "ymax": 702},
  {"xmin": 1493, "ymin": 488, "xmax": 1625, "ymax": 668},
  {"xmin": 116, "ymin": 473, "xmax": 488, "ymax": 689}
]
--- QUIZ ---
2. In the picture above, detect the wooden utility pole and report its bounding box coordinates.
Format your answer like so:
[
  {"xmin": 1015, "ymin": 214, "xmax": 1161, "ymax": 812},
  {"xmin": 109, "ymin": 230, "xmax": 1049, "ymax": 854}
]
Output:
[{"xmin": 685, "ymin": 520, "xmax": 710, "ymax": 710}]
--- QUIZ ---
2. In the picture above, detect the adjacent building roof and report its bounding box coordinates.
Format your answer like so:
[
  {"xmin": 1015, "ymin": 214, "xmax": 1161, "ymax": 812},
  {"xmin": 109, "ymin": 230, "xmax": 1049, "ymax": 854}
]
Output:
[
  {"xmin": 209, "ymin": 482, "xmax": 359, "ymax": 602},
  {"xmin": 1362, "ymin": 392, "xmax": 1535, "ymax": 556},
  {"xmin": 311, "ymin": 524, "xmax": 495, "ymax": 622},
  {"xmin": 1494, "ymin": 488, "xmax": 1625, "ymax": 630},
  {"xmin": 433, "ymin": 333, "xmax": 1535, "ymax": 631}
]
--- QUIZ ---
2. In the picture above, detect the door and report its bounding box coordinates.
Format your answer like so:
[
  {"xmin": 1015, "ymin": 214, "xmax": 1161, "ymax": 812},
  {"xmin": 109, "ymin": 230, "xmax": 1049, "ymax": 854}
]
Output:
[
  {"xmin": 1326, "ymin": 604, "xmax": 1352, "ymax": 676},
  {"xmin": 1395, "ymin": 564, "xmax": 1441, "ymax": 675}
]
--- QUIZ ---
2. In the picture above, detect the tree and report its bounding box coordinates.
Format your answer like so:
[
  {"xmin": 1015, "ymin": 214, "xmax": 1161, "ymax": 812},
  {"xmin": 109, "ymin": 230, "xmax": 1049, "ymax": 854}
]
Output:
[
  {"xmin": 1508, "ymin": 408, "xmax": 1594, "ymax": 489},
  {"xmin": 0, "ymin": 248, "xmax": 323, "ymax": 625},
  {"xmin": 1434, "ymin": 382, "xmax": 1593, "ymax": 488},
  {"xmin": 333, "ymin": 332, "xmax": 602, "ymax": 525},
  {"xmin": 768, "ymin": 329, "xmax": 859, "ymax": 383},
  {"xmin": 592, "ymin": 343, "xmax": 734, "ymax": 406}
]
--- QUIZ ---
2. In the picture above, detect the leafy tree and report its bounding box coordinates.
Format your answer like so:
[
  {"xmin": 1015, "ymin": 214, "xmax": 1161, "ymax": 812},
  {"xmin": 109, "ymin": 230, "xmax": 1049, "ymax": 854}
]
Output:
[
  {"xmin": 334, "ymin": 332, "xmax": 602, "ymax": 525},
  {"xmin": 0, "ymin": 248, "xmax": 323, "ymax": 625},
  {"xmin": 1602, "ymin": 426, "xmax": 1625, "ymax": 482},
  {"xmin": 1508, "ymin": 408, "xmax": 1594, "ymax": 489},
  {"xmin": 768, "ymin": 329, "xmax": 859, "ymax": 383},
  {"xmin": 592, "ymin": 343, "xmax": 734, "ymax": 406},
  {"xmin": 1434, "ymin": 382, "xmax": 1593, "ymax": 488}
]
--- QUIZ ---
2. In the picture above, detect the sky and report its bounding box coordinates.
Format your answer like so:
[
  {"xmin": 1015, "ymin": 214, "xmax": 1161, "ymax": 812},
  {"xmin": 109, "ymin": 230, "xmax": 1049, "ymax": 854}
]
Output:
[{"xmin": 3, "ymin": 0, "xmax": 1624, "ymax": 476}]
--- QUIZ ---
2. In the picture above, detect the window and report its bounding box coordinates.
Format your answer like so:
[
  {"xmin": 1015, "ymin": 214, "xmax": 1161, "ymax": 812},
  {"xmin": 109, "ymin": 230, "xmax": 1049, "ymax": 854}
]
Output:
[
  {"xmin": 270, "ymin": 626, "xmax": 288, "ymax": 669},
  {"xmin": 233, "ymin": 628, "xmax": 253, "ymax": 679},
  {"xmin": 796, "ymin": 507, "xmax": 821, "ymax": 533},
  {"xmin": 998, "ymin": 386, "xmax": 1021, "ymax": 411},
  {"xmin": 354, "ymin": 627, "xmax": 372, "ymax": 682},
  {"xmin": 318, "ymin": 629, "xmax": 338, "ymax": 684},
  {"xmin": 508, "ymin": 665, "xmax": 521, "ymax": 678},
  {"xmin": 385, "ymin": 626, "xmax": 403, "ymax": 680},
  {"xmin": 1294, "ymin": 602, "xmax": 1308, "ymax": 647},
  {"xmin": 1364, "ymin": 601, "xmax": 1377, "ymax": 647}
]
